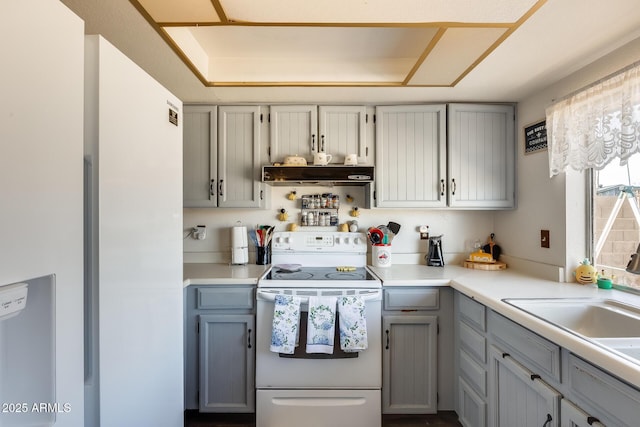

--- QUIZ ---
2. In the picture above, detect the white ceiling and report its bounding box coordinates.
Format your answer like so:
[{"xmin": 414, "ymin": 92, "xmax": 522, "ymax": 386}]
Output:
[{"xmin": 61, "ymin": 0, "xmax": 640, "ymax": 103}]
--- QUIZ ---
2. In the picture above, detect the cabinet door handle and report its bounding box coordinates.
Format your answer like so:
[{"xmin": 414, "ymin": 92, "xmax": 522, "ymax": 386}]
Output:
[
  {"xmin": 210, "ymin": 179, "xmax": 216, "ymax": 196},
  {"xmin": 321, "ymin": 135, "xmax": 325, "ymax": 152},
  {"xmin": 440, "ymin": 179, "xmax": 445, "ymax": 196},
  {"xmin": 451, "ymin": 178, "xmax": 456, "ymax": 196},
  {"xmin": 385, "ymin": 329, "xmax": 390, "ymax": 350},
  {"xmin": 311, "ymin": 134, "xmax": 316, "ymax": 151},
  {"xmin": 218, "ymin": 179, "xmax": 224, "ymax": 197},
  {"xmin": 247, "ymin": 328, "xmax": 252, "ymax": 349},
  {"xmin": 542, "ymin": 414, "xmax": 552, "ymax": 427}
]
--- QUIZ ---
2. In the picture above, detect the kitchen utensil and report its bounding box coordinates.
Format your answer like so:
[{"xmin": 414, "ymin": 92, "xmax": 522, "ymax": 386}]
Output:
[
  {"xmin": 387, "ymin": 222, "xmax": 401, "ymax": 235},
  {"xmin": 313, "ymin": 152, "xmax": 333, "ymax": 165},
  {"xmin": 482, "ymin": 233, "xmax": 501, "ymax": 261},
  {"xmin": 283, "ymin": 155, "xmax": 307, "ymax": 166},
  {"xmin": 367, "ymin": 227, "xmax": 384, "ymax": 245},
  {"xmin": 344, "ymin": 154, "xmax": 358, "ymax": 166},
  {"xmin": 274, "ymin": 264, "xmax": 302, "ymax": 272}
]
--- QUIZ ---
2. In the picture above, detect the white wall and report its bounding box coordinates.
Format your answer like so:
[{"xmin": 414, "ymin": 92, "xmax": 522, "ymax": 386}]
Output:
[
  {"xmin": 495, "ymin": 36, "xmax": 640, "ymax": 281},
  {"xmin": 0, "ymin": 1, "xmax": 85, "ymax": 426},
  {"xmin": 184, "ymin": 185, "xmax": 495, "ymax": 265}
]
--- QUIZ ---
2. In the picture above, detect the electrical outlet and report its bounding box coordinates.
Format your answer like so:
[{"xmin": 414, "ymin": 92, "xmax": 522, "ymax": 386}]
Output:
[
  {"xmin": 541, "ymin": 230, "xmax": 550, "ymax": 248},
  {"xmin": 193, "ymin": 225, "xmax": 206, "ymax": 240}
]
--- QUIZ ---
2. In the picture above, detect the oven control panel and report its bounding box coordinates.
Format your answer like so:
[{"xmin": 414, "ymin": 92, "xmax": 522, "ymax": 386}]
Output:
[{"xmin": 272, "ymin": 231, "xmax": 366, "ymax": 252}]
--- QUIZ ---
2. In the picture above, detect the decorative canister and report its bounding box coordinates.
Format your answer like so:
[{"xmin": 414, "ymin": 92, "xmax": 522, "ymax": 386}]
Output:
[{"xmin": 372, "ymin": 244, "xmax": 392, "ymax": 268}]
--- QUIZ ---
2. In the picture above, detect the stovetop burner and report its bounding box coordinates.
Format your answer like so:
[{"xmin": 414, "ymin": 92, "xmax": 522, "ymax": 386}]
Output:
[{"xmin": 267, "ymin": 267, "xmax": 374, "ymax": 281}]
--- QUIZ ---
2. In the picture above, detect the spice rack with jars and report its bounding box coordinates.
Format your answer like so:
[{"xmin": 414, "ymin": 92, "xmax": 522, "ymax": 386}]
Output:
[{"xmin": 300, "ymin": 193, "xmax": 339, "ymax": 227}]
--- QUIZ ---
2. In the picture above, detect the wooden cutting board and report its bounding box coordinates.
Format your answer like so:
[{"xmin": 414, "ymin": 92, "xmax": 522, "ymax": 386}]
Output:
[{"xmin": 463, "ymin": 260, "xmax": 507, "ymax": 270}]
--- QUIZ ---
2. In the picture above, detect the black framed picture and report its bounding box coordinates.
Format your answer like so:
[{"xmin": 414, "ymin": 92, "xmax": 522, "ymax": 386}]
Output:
[{"xmin": 524, "ymin": 120, "xmax": 547, "ymax": 154}]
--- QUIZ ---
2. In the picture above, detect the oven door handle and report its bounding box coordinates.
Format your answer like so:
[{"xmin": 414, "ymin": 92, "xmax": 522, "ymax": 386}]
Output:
[{"xmin": 256, "ymin": 289, "xmax": 382, "ymax": 303}]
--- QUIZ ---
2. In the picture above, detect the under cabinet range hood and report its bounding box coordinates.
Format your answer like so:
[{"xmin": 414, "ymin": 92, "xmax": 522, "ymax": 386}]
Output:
[{"xmin": 262, "ymin": 165, "xmax": 374, "ymax": 186}]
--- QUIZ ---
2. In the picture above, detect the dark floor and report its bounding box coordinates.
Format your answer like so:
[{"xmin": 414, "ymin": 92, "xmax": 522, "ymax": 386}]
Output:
[{"xmin": 185, "ymin": 411, "xmax": 463, "ymax": 427}]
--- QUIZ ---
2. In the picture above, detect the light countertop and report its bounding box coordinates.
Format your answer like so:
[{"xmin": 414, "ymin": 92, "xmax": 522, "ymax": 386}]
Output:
[
  {"xmin": 183, "ymin": 261, "xmax": 640, "ymax": 389},
  {"xmin": 183, "ymin": 263, "xmax": 269, "ymax": 286}
]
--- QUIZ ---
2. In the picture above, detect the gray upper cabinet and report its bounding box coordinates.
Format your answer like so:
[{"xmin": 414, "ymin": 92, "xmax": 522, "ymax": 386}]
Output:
[
  {"xmin": 318, "ymin": 105, "xmax": 368, "ymax": 164},
  {"xmin": 375, "ymin": 105, "xmax": 447, "ymax": 208},
  {"xmin": 269, "ymin": 105, "xmax": 317, "ymax": 164},
  {"xmin": 218, "ymin": 106, "xmax": 263, "ymax": 208},
  {"xmin": 183, "ymin": 105, "xmax": 263, "ymax": 208},
  {"xmin": 447, "ymin": 104, "xmax": 515, "ymax": 209},
  {"xmin": 183, "ymin": 106, "xmax": 218, "ymax": 208},
  {"xmin": 269, "ymin": 105, "xmax": 368, "ymax": 164}
]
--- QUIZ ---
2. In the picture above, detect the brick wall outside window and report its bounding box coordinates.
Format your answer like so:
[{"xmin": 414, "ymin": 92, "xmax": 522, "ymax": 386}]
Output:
[{"xmin": 594, "ymin": 190, "xmax": 640, "ymax": 288}]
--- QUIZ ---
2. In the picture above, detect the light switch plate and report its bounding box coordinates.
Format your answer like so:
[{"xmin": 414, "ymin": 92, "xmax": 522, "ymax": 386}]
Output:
[{"xmin": 541, "ymin": 230, "xmax": 550, "ymax": 248}]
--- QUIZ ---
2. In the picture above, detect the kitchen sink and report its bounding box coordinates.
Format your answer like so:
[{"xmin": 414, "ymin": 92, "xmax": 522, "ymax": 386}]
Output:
[{"xmin": 503, "ymin": 298, "xmax": 640, "ymax": 363}]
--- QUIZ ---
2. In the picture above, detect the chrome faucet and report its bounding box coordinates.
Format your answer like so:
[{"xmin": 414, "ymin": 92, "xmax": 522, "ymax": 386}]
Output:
[{"xmin": 627, "ymin": 243, "xmax": 640, "ymax": 274}]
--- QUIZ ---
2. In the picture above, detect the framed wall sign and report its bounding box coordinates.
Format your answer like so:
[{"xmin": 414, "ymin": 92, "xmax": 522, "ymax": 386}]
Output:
[{"xmin": 524, "ymin": 120, "xmax": 547, "ymax": 154}]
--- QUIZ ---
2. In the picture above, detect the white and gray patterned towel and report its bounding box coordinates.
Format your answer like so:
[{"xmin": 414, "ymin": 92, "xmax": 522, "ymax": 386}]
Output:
[
  {"xmin": 338, "ymin": 296, "xmax": 368, "ymax": 352},
  {"xmin": 306, "ymin": 296, "xmax": 337, "ymax": 354},
  {"xmin": 270, "ymin": 294, "xmax": 301, "ymax": 354}
]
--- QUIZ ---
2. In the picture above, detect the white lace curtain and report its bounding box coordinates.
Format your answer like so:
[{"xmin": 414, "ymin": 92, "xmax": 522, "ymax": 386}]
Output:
[{"xmin": 546, "ymin": 62, "xmax": 640, "ymax": 177}]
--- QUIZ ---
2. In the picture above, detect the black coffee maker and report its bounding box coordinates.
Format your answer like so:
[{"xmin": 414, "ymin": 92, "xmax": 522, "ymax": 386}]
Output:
[{"xmin": 426, "ymin": 235, "xmax": 444, "ymax": 267}]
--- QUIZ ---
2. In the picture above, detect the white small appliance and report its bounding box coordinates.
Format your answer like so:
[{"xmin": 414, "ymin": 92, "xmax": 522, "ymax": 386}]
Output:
[{"xmin": 232, "ymin": 224, "xmax": 249, "ymax": 264}]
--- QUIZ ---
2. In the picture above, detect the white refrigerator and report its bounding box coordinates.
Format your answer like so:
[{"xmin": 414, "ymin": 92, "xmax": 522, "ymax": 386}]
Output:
[{"xmin": 83, "ymin": 35, "xmax": 184, "ymax": 427}]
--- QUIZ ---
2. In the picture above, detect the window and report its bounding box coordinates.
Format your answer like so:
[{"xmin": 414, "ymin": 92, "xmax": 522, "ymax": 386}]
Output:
[{"xmin": 592, "ymin": 152, "xmax": 640, "ymax": 290}]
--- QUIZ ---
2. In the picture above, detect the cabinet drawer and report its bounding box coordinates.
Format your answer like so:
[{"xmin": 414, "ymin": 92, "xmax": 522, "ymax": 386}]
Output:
[
  {"xmin": 197, "ymin": 287, "xmax": 254, "ymax": 310},
  {"xmin": 488, "ymin": 311, "xmax": 560, "ymax": 382},
  {"xmin": 458, "ymin": 378, "xmax": 486, "ymax": 427},
  {"xmin": 568, "ymin": 353, "xmax": 640, "ymax": 427},
  {"xmin": 460, "ymin": 350, "xmax": 487, "ymax": 396},
  {"xmin": 458, "ymin": 293, "xmax": 486, "ymax": 331},
  {"xmin": 383, "ymin": 288, "xmax": 439, "ymax": 311},
  {"xmin": 460, "ymin": 321, "xmax": 486, "ymax": 364}
]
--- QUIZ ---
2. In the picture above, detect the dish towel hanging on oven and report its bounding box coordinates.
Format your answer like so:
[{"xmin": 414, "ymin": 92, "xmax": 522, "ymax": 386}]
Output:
[
  {"xmin": 337, "ymin": 296, "xmax": 368, "ymax": 352},
  {"xmin": 306, "ymin": 296, "xmax": 337, "ymax": 354},
  {"xmin": 270, "ymin": 294, "xmax": 301, "ymax": 354}
]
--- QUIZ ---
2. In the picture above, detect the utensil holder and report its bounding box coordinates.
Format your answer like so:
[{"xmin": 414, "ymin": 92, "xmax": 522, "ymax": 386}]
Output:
[
  {"xmin": 372, "ymin": 244, "xmax": 391, "ymax": 268},
  {"xmin": 256, "ymin": 246, "xmax": 271, "ymax": 265}
]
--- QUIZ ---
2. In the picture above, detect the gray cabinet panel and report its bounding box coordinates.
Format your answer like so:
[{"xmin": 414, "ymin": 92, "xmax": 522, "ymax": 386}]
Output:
[
  {"xmin": 269, "ymin": 105, "xmax": 317, "ymax": 163},
  {"xmin": 199, "ymin": 314, "xmax": 255, "ymax": 412},
  {"xmin": 568, "ymin": 353, "xmax": 640, "ymax": 427},
  {"xmin": 197, "ymin": 287, "xmax": 254, "ymax": 310},
  {"xmin": 382, "ymin": 315, "xmax": 438, "ymax": 414},
  {"xmin": 318, "ymin": 105, "xmax": 367, "ymax": 164},
  {"xmin": 448, "ymin": 104, "xmax": 515, "ymax": 209},
  {"xmin": 183, "ymin": 106, "xmax": 217, "ymax": 207},
  {"xmin": 383, "ymin": 288, "xmax": 439, "ymax": 311},
  {"xmin": 218, "ymin": 106, "xmax": 262, "ymax": 208},
  {"xmin": 560, "ymin": 399, "xmax": 606, "ymax": 427},
  {"xmin": 375, "ymin": 105, "xmax": 447, "ymax": 208},
  {"xmin": 458, "ymin": 292, "xmax": 486, "ymax": 332},
  {"xmin": 488, "ymin": 347, "xmax": 560, "ymax": 427},
  {"xmin": 460, "ymin": 321, "xmax": 487, "ymax": 364},
  {"xmin": 489, "ymin": 311, "xmax": 561, "ymax": 382},
  {"xmin": 459, "ymin": 377, "xmax": 487, "ymax": 427},
  {"xmin": 460, "ymin": 350, "xmax": 487, "ymax": 396}
]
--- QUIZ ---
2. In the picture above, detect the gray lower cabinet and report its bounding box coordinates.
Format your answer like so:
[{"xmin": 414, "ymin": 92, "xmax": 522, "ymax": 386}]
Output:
[
  {"xmin": 560, "ymin": 399, "xmax": 605, "ymax": 427},
  {"xmin": 382, "ymin": 287, "xmax": 444, "ymax": 414},
  {"xmin": 199, "ymin": 314, "xmax": 255, "ymax": 412},
  {"xmin": 488, "ymin": 347, "xmax": 560, "ymax": 427},
  {"xmin": 382, "ymin": 314, "xmax": 438, "ymax": 413},
  {"xmin": 184, "ymin": 285, "xmax": 256, "ymax": 413},
  {"xmin": 454, "ymin": 290, "xmax": 640, "ymax": 427},
  {"xmin": 455, "ymin": 292, "xmax": 488, "ymax": 427}
]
